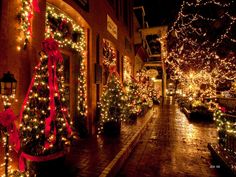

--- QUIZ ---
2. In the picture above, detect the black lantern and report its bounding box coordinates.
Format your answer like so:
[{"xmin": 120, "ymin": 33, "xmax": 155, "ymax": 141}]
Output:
[{"xmin": 0, "ymin": 71, "xmax": 17, "ymax": 95}]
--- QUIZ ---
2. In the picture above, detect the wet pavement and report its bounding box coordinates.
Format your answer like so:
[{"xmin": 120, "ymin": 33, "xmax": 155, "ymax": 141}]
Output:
[
  {"xmin": 117, "ymin": 98, "xmax": 232, "ymax": 177},
  {"xmin": 0, "ymin": 98, "xmax": 234, "ymax": 177},
  {"xmin": 0, "ymin": 108, "xmax": 154, "ymax": 177},
  {"xmin": 64, "ymin": 109, "xmax": 154, "ymax": 177}
]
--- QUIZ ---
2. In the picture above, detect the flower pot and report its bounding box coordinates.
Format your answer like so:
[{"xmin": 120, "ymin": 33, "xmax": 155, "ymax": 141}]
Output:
[{"xmin": 103, "ymin": 121, "xmax": 121, "ymax": 136}]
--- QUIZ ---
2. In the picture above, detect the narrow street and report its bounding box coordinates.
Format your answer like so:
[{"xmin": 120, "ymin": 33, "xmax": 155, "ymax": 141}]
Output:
[{"xmin": 117, "ymin": 98, "xmax": 231, "ymax": 177}]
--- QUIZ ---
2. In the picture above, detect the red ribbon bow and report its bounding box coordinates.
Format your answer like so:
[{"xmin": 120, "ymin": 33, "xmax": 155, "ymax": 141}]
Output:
[{"xmin": 0, "ymin": 109, "xmax": 20, "ymax": 152}]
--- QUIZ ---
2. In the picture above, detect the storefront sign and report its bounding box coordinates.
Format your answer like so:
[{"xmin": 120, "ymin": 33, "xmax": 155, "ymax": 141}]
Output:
[
  {"xmin": 146, "ymin": 69, "xmax": 159, "ymax": 78},
  {"xmin": 107, "ymin": 15, "xmax": 118, "ymax": 39},
  {"xmin": 74, "ymin": 0, "xmax": 89, "ymax": 11}
]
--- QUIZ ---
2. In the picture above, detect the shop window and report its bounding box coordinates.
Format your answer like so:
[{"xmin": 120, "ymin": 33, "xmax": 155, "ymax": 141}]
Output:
[{"xmin": 102, "ymin": 39, "xmax": 117, "ymax": 84}]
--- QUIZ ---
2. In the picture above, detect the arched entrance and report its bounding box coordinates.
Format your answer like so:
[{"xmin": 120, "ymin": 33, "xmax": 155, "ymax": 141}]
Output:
[{"xmin": 45, "ymin": 2, "xmax": 88, "ymax": 136}]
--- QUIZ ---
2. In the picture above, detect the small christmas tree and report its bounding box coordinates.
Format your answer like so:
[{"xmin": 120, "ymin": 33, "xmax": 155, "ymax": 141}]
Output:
[
  {"xmin": 98, "ymin": 66, "xmax": 126, "ymax": 135},
  {"xmin": 19, "ymin": 38, "xmax": 73, "ymax": 156},
  {"xmin": 136, "ymin": 69, "xmax": 153, "ymax": 111},
  {"xmin": 125, "ymin": 80, "xmax": 143, "ymax": 118}
]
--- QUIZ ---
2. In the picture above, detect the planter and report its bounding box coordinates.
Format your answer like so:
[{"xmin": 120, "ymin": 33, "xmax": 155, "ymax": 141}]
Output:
[
  {"xmin": 19, "ymin": 151, "xmax": 66, "ymax": 177},
  {"xmin": 153, "ymin": 98, "xmax": 160, "ymax": 105},
  {"xmin": 126, "ymin": 113, "xmax": 138, "ymax": 124},
  {"xmin": 103, "ymin": 121, "xmax": 121, "ymax": 136},
  {"xmin": 26, "ymin": 155, "xmax": 65, "ymax": 177},
  {"xmin": 129, "ymin": 113, "xmax": 138, "ymax": 121}
]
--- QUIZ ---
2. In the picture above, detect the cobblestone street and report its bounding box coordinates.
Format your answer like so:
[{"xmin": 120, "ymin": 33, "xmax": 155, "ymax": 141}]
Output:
[{"xmin": 117, "ymin": 98, "xmax": 232, "ymax": 177}]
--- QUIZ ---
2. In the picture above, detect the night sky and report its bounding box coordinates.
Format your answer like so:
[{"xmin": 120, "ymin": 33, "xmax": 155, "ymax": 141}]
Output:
[{"xmin": 133, "ymin": 0, "xmax": 182, "ymax": 27}]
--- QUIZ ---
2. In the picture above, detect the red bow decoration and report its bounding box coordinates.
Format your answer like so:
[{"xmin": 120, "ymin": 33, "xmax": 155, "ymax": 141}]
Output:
[
  {"xmin": 42, "ymin": 38, "xmax": 68, "ymax": 149},
  {"xmin": 107, "ymin": 64, "xmax": 126, "ymax": 92},
  {"xmin": 33, "ymin": 0, "xmax": 41, "ymax": 13},
  {"xmin": 0, "ymin": 109, "xmax": 20, "ymax": 152},
  {"xmin": 219, "ymin": 106, "xmax": 226, "ymax": 113},
  {"xmin": 42, "ymin": 38, "xmax": 63, "ymax": 63}
]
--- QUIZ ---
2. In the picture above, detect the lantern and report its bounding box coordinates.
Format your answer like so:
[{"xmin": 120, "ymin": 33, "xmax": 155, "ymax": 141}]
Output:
[{"xmin": 0, "ymin": 71, "xmax": 17, "ymax": 95}]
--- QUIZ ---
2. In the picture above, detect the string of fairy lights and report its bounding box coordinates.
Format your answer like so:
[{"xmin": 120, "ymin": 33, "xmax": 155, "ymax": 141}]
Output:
[
  {"xmin": 17, "ymin": 0, "xmax": 33, "ymax": 50},
  {"xmin": 163, "ymin": 0, "xmax": 236, "ymax": 66},
  {"xmin": 1, "ymin": 95, "xmax": 18, "ymax": 108},
  {"xmin": 167, "ymin": 0, "xmax": 236, "ymax": 152},
  {"xmin": 20, "ymin": 54, "xmax": 72, "ymax": 153},
  {"xmin": 165, "ymin": 0, "xmax": 236, "ymax": 85},
  {"xmin": 160, "ymin": 0, "xmax": 233, "ymax": 41},
  {"xmin": 1, "ymin": 97, "xmax": 18, "ymax": 176},
  {"xmin": 177, "ymin": 70, "xmax": 217, "ymax": 100},
  {"xmin": 45, "ymin": 5, "xmax": 86, "ymax": 53},
  {"xmin": 0, "ymin": 134, "xmax": 13, "ymax": 177},
  {"xmin": 213, "ymin": 109, "xmax": 236, "ymax": 155},
  {"xmin": 45, "ymin": 4, "xmax": 87, "ymax": 119}
]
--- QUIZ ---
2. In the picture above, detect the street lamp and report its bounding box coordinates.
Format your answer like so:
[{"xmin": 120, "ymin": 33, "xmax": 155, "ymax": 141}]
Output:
[{"xmin": 0, "ymin": 71, "xmax": 17, "ymax": 177}]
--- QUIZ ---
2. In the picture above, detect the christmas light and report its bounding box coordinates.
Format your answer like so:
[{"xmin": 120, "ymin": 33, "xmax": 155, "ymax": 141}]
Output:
[
  {"xmin": 20, "ymin": 47, "xmax": 73, "ymax": 156},
  {"xmin": 45, "ymin": 5, "xmax": 86, "ymax": 53},
  {"xmin": 165, "ymin": 0, "xmax": 236, "ymax": 95},
  {"xmin": 214, "ymin": 109, "xmax": 236, "ymax": 155},
  {"xmin": 45, "ymin": 4, "xmax": 88, "ymax": 122},
  {"xmin": 17, "ymin": 0, "xmax": 34, "ymax": 49}
]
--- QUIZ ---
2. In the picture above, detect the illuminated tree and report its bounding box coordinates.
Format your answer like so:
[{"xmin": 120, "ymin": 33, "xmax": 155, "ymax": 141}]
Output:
[
  {"xmin": 19, "ymin": 39, "xmax": 73, "ymax": 156},
  {"xmin": 165, "ymin": 0, "xmax": 236, "ymax": 96},
  {"xmin": 136, "ymin": 70, "xmax": 153, "ymax": 109},
  {"xmin": 124, "ymin": 80, "xmax": 143, "ymax": 118},
  {"xmin": 98, "ymin": 71, "xmax": 127, "ymax": 135}
]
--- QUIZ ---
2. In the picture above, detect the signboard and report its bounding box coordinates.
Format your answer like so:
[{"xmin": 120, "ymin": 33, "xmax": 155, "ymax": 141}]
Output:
[
  {"xmin": 146, "ymin": 69, "xmax": 158, "ymax": 78},
  {"xmin": 107, "ymin": 15, "xmax": 118, "ymax": 39},
  {"xmin": 74, "ymin": 0, "xmax": 89, "ymax": 11}
]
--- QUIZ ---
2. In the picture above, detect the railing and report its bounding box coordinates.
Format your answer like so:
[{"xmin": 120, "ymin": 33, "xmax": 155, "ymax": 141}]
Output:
[{"xmin": 216, "ymin": 113, "xmax": 236, "ymax": 157}]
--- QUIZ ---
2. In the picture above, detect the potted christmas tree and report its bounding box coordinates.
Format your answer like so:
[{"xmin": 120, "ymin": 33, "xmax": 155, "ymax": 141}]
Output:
[
  {"xmin": 98, "ymin": 65, "xmax": 127, "ymax": 136},
  {"xmin": 19, "ymin": 38, "xmax": 73, "ymax": 176}
]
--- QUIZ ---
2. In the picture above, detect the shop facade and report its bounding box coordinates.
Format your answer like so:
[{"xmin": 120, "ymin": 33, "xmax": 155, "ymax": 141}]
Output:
[{"xmin": 0, "ymin": 0, "xmax": 135, "ymax": 135}]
